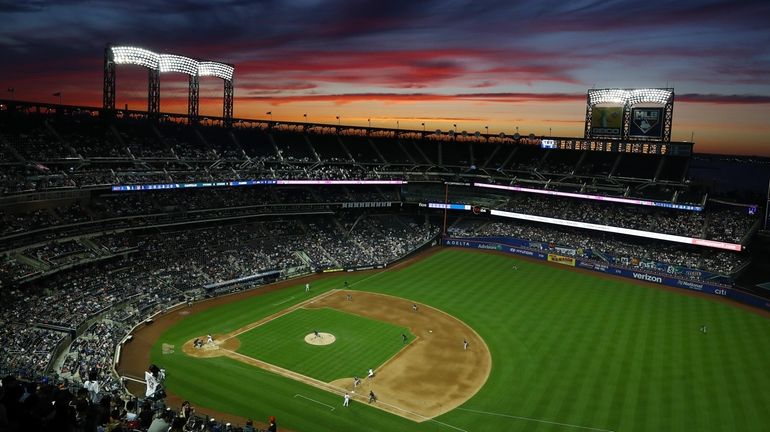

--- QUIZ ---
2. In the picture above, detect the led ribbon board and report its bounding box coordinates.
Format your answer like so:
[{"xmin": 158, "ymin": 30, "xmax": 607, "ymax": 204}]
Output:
[
  {"xmin": 473, "ymin": 182, "xmax": 703, "ymax": 211},
  {"xmin": 111, "ymin": 179, "xmax": 406, "ymax": 191},
  {"xmin": 489, "ymin": 209, "xmax": 742, "ymax": 252}
]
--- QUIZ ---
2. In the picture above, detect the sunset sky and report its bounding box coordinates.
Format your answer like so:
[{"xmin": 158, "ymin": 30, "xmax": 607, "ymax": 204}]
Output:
[{"xmin": 1, "ymin": 0, "xmax": 769, "ymax": 156}]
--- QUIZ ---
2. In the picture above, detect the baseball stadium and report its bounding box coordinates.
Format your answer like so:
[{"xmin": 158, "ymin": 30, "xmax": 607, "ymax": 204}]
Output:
[{"xmin": 2, "ymin": 40, "xmax": 770, "ymax": 432}]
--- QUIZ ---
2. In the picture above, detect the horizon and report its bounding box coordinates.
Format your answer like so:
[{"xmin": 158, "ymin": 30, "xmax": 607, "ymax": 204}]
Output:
[{"xmin": 2, "ymin": 0, "xmax": 769, "ymax": 157}]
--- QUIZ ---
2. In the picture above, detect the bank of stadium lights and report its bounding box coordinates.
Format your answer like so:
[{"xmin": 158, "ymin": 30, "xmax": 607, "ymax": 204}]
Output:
[
  {"xmin": 110, "ymin": 46, "xmax": 233, "ymax": 80},
  {"xmin": 589, "ymin": 88, "xmax": 627, "ymax": 105},
  {"xmin": 626, "ymin": 88, "xmax": 672, "ymax": 105},
  {"xmin": 158, "ymin": 54, "xmax": 199, "ymax": 76},
  {"xmin": 104, "ymin": 44, "xmax": 234, "ymax": 123},
  {"xmin": 588, "ymin": 88, "xmax": 673, "ymax": 106},
  {"xmin": 112, "ymin": 46, "xmax": 159, "ymax": 69},
  {"xmin": 198, "ymin": 61, "xmax": 234, "ymax": 81}
]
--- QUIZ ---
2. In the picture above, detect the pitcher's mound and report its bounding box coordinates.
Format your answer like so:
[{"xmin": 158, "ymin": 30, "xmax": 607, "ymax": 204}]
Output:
[{"xmin": 304, "ymin": 332, "xmax": 336, "ymax": 346}]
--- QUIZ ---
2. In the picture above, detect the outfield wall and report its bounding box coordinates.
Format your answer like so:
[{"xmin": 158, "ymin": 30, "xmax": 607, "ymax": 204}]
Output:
[{"xmin": 444, "ymin": 237, "xmax": 770, "ymax": 312}]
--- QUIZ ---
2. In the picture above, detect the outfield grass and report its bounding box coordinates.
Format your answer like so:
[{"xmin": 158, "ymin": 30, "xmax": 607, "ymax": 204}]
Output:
[
  {"xmin": 152, "ymin": 248, "xmax": 770, "ymax": 432},
  {"xmin": 236, "ymin": 308, "xmax": 413, "ymax": 382}
]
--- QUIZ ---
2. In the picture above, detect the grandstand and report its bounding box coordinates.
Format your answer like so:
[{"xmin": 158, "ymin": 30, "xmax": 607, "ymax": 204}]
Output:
[{"xmin": 1, "ymin": 96, "xmax": 768, "ymax": 432}]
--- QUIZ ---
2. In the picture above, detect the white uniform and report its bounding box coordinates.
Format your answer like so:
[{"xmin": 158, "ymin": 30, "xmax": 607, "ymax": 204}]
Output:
[
  {"xmin": 83, "ymin": 379, "xmax": 100, "ymax": 403},
  {"xmin": 207, "ymin": 334, "xmax": 213, "ymax": 343},
  {"xmin": 144, "ymin": 369, "xmax": 165, "ymax": 398},
  {"xmin": 367, "ymin": 368, "xmax": 374, "ymax": 379},
  {"xmin": 343, "ymin": 393, "xmax": 350, "ymax": 407},
  {"xmin": 305, "ymin": 283, "xmax": 310, "ymax": 292}
]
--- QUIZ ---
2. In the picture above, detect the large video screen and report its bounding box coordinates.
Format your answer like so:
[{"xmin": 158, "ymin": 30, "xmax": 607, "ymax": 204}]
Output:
[
  {"xmin": 590, "ymin": 106, "xmax": 623, "ymax": 136},
  {"xmin": 629, "ymin": 107, "xmax": 664, "ymax": 138}
]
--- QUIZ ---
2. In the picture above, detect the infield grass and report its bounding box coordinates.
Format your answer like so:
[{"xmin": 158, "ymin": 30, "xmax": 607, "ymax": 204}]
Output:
[
  {"xmin": 152, "ymin": 248, "xmax": 770, "ymax": 432},
  {"xmin": 236, "ymin": 307, "xmax": 413, "ymax": 382}
]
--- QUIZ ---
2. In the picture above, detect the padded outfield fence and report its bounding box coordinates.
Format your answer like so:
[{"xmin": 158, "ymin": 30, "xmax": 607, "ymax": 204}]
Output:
[{"xmin": 444, "ymin": 237, "xmax": 770, "ymax": 312}]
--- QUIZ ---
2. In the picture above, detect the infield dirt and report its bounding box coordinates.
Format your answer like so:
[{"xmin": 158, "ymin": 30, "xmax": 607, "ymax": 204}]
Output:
[{"xmin": 119, "ymin": 248, "xmax": 491, "ymax": 427}]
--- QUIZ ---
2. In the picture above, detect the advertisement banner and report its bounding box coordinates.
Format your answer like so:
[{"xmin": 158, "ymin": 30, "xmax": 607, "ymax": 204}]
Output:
[
  {"xmin": 547, "ymin": 254, "xmax": 576, "ymax": 266},
  {"xmin": 629, "ymin": 107, "xmax": 664, "ymax": 138},
  {"xmin": 591, "ymin": 106, "xmax": 623, "ymax": 136}
]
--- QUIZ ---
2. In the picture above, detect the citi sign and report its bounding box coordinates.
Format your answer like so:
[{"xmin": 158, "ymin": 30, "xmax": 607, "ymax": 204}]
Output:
[{"xmin": 632, "ymin": 272, "xmax": 663, "ymax": 283}]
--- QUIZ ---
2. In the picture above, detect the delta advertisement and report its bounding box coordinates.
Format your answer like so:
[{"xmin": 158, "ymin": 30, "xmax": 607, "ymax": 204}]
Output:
[
  {"xmin": 443, "ymin": 237, "xmax": 770, "ymax": 312},
  {"xmin": 590, "ymin": 106, "xmax": 623, "ymax": 136},
  {"xmin": 629, "ymin": 107, "xmax": 664, "ymax": 138}
]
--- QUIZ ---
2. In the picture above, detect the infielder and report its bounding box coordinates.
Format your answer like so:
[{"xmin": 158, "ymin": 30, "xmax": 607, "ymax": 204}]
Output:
[
  {"xmin": 368, "ymin": 390, "xmax": 377, "ymax": 404},
  {"xmin": 343, "ymin": 392, "xmax": 350, "ymax": 407},
  {"xmin": 367, "ymin": 368, "xmax": 374, "ymax": 379},
  {"xmin": 207, "ymin": 334, "xmax": 213, "ymax": 344},
  {"xmin": 463, "ymin": 338, "xmax": 469, "ymax": 350}
]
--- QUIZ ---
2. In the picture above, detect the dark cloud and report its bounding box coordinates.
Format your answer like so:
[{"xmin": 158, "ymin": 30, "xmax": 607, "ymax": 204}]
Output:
[{"xmin": 1, "ymin": 1, "xmax": 769, "ymax": 111}]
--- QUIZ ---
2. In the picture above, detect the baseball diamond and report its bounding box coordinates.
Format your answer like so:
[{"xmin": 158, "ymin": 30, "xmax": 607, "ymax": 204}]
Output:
[{"xmin": 116, "ymin": 248, "xmax": 770, "ymax": 432}]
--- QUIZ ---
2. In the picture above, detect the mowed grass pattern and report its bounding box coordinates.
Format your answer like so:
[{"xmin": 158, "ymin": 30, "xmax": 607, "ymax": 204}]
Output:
[
  {"xmin": 236, "ymin": 308, "xmax": 413, "ymax": 382},
  {"xmin": 153, "ymin": 249, "xmax": 770, "ymax": 432}
]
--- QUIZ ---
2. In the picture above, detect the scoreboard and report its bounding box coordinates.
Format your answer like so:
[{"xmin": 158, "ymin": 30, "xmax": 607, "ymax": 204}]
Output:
[{"xmin": 539, "ymin": 138, "xmax": 691, "ymax": 156}]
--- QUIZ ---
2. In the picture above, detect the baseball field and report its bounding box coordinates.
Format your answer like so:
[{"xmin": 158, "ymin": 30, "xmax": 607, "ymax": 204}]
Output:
[{"xmin": 119, "ymin": 247, "xmax": 770, "ymax": 432}]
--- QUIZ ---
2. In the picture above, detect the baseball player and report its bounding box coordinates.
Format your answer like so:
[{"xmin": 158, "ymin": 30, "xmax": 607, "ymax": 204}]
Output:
[
  {"xmin": 314, "ymin": 330, "xmax": 320, "ymax": 339},
  {"xmin": 463, "ymin": 338, "xmax": 469, "ymax": 350},
  {"xmin": 353, "ymin": 376, "xmax": 361, "ymax": 387},
  {"xmin": 305, "ymin": 283, "xmax": 310, "ymax": 292},
  {"xmin": 367, "ymin": 368, "xmax": 374, "ymax": 379},
  {"xmin": 368, "ymin": 390, "xmax": 377, "ymax": 404},
  {"xmin": 412, "ymin": 303, "xmax": 418, "ymax": 312},
  {"xmin": 207, "ymin": 334, "xmax": 213, "ymax": 344},
  {"xmin": 343, "ymin": 392, "xmax": 350, "ymax": 407},
  {"xmin": 402, "ymin": 333, "xmax": 408, "ymax": 344}
]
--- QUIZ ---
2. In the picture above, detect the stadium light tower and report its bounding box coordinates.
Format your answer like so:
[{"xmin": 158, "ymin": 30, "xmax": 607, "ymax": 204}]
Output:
[
  {"xmin": 103, "ymin": 44, "xmax": 235, "ymax": 124},
  {"xmin": 585, "ymin": 88, "xmax": 674, "ymax": 141}
]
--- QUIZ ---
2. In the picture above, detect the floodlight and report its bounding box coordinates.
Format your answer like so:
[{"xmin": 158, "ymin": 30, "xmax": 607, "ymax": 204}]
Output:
[
  {"xmin": 111, "ymin": 46, "xmax": 159, "ymax": 69},
  {"xmin": 589, "ymin": 88, "xmax": 672, "ymax": 106},
  {"xmin": 159, "ymin": 54, "xmax": 199, "ymax": 76},
  {"xmin": 588, "ymin": 89, "xmax": 627, "ymax": 105},
  {"xmin": 627, "ymin": 88, "xmax": 672, "ymax": 105},
  {"xmin": 198, "ymin": 62, "xmax": 234, "ymax": 81}
]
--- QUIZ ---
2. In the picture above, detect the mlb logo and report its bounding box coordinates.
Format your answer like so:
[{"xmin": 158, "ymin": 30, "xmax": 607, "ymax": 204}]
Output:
[{"xmin": 633, "ymin": 109, "xmax": 660, "ymax": 134}]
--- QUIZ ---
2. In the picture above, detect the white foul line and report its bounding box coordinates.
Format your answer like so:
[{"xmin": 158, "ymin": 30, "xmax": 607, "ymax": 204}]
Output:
[
  {"xmin": 456, "ymin": 408, "xmax": 614, "ymax": 432},
  {"xmin": 294, "ymin": 394, "xmax": 335, "ymax": 411},
  {"xmin": 272, "ymin": 295, "xmax": 296, "ymax": 306},
  {"xmin": 224, "ymin": 289, "xmax": 338, "ymax": 340}
]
